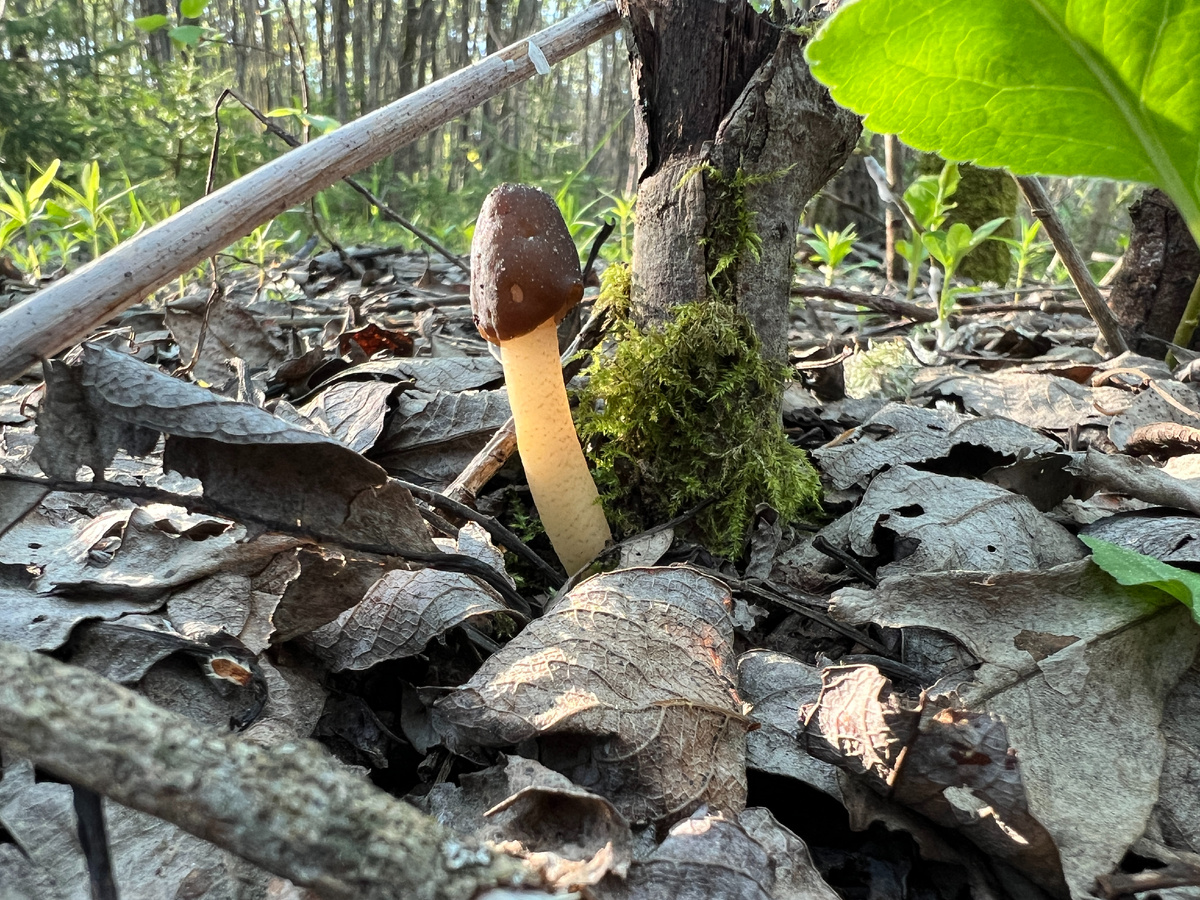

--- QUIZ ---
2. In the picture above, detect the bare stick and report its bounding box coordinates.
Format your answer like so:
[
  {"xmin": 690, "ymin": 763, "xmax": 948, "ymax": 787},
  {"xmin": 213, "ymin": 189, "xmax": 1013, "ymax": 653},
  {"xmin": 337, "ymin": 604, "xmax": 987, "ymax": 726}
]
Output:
[
  {"xmin": 0, "ymin": 640, "xmax": 538, "ymax": 900},
  {"xmin": 884, "ymin": 135, "xmax": 902, "ymax": 284},
  {"xmin": 1015, "ymin": 175, "xmax": 1129, "ymax": 356},
  {"xmin": 226, "ymin": 88, "xmax": 469, "ymax": 273},
  {"xmin": 445, "ymin": 417, "xmax": 520, "ymax": 507},
  {"xmin": 792, "ymin": 283, "xmax": 936, "ymax": 322},
  {"xmin": 0, "ymin": 2, "xmax": 620, "ymax": 384}
]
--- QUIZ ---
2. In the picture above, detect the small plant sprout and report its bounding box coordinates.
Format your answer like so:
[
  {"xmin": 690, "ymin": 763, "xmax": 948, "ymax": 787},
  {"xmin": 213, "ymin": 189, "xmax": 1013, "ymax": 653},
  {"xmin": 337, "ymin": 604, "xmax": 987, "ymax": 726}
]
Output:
[
  {"xmin": 806, "ymin": 0, "xmax": 1200, "ymax": 352},
  {"xmin": 470, "ymin": 184, "xmax": 611, "ymax": 575},
  {"xmin": 0, "ymin": 160, "xmax": 60, "ymax": 263},
  {"xmin": 805, "ymin": 223, "xmax": 861, "ymax": 285},
  {"xmin": 46, "ymin": 161, "xmax": 140, "ymax": 261},
  {"xmin": 998, "ymin": 217, "xmax": 1049, "ymax": 302},
  {"xmin": 922, "ymin": 217, "xmax": 1009, "ymax": 321}
]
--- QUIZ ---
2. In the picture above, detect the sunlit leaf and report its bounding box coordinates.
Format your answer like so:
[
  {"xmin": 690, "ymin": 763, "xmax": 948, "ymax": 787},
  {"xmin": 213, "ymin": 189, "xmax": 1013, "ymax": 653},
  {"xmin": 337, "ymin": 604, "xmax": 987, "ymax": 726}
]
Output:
[
  {"xmin": 1081, "ymin": 536, "xmax": 1200, "ymax": 622},
  {"xmin": 179, "ymin": 0, "xmax": 210, "ymax": 18},
  {"xmin": 133, "ymin": 14, "xmax": 169, "ymax": 31},
  {"xmin": 28, "ymin": 159, "xmax": 61, "ymax": 205},
  {"xmin": 806, "ymin": 0, "xmax": 1200, "ymax": 235},
  {"xmin": 168, "ymin": 25, "xmax": 204, "ymax": 45}
]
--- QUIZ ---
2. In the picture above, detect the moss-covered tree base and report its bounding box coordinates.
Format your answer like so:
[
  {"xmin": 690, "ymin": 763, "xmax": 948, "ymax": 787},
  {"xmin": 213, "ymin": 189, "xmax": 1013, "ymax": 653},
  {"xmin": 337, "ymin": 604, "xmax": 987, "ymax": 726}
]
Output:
[{"xmin": 576, "ymin": 267, "xmax": 821, "ymax": 559}]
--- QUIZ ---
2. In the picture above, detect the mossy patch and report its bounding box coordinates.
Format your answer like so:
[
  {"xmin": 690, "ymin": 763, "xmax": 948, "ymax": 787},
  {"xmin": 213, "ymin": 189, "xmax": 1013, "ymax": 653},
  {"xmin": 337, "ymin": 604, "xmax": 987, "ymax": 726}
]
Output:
[{"xmin": 577, "ymin": 264, "xmax": 822, "ymax": 558}]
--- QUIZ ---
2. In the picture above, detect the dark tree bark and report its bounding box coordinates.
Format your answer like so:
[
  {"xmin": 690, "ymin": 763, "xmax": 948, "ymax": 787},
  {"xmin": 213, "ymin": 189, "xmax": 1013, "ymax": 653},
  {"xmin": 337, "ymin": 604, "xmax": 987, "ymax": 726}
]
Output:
[
  {"xmin": 1109, "ymin": 188, "xmax": 1200, "ymax": 353},
  {"xmin": 332, "ymin": 0, "xmax": 351, "ymax": 123},
  {"xmin": 138, "ymin": 0, "xmax": 171, "ymax": 66},
  {"xmin": 619, "ymin": 0, "xmax": 860, "ymax": 362}
]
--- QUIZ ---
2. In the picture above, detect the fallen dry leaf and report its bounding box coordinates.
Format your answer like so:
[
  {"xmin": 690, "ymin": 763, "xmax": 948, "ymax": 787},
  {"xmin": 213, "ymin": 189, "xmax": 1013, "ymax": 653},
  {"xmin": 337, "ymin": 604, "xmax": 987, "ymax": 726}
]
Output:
[
  {"xmin": 433, "ymin": 566, "xmax": 747, "ymax": 825},
  {"xmin": 799, "ymin": 663, "xmax": 1066, "ymax": 894},
  {"xmin": 421, "ymin": 755, "xmax": 632, "ymax": 891},
  {"xmin": 846, "ymin": 466, "xmax": 1084, "ymax": 575},
  {"xmin": 737, "ymin": 649, "xmax": 841, "ymax": 798},
  {"xmin": 831, "ymin": 560, "xmax": 1200, "ymax": 896},
  {"xmin": 815, "ymin": 404, "xmax": 1058, "ymax": 490},
  {"xmin": 608, "ymin": 806, "xmax": 840, "ymax": 900},
  {"xmin": 33, "ymin": 344, "xmax": 434, "ymax": 554}
]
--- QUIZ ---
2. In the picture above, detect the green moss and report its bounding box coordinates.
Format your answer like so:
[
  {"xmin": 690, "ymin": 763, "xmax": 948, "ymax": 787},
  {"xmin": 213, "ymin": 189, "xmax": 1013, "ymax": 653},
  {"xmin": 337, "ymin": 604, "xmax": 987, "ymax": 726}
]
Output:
[
  {"xmin": 594, "ymin": 258, "xmax": 633, "ymax": 320},
  {"xmin": 684, "ymin": 164, "xmax": 785, "ymax": 302},
  {"xmin": 577, "ymin": 283, "xmax": 822, "ymax": 559}
]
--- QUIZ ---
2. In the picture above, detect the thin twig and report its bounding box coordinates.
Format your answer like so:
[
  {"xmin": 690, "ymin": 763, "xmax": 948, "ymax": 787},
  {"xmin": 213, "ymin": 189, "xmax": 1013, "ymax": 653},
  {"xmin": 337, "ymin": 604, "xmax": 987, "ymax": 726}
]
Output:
[
  {"xmin": 392, "ymin": 477, "xmax": 565, "ymax": 587},
  {"xmin": 0, "ymin": 472, "xmax": 529, "ymax": 615},
  {"xmin": 1015, "ymin": 175, "xmax": 1129, "ymax": 356},
  {"xmin": 224, "ymin": 89, "xmax": 468, "ymax": 273},
  {"xmin": 792, "ymin": 284, "xmax": 936, "ymax": 322},
  {"xmin": 691, "ymin": 566, "xmax": 892, "ymax": 656}
]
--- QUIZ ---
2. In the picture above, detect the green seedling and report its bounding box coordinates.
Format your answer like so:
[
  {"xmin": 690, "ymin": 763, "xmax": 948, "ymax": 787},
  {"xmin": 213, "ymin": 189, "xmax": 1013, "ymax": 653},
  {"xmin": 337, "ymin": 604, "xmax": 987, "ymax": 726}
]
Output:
[
  {"xmin": 600, "ymin": 190, "xmax": 636, "ymax": 263},
  {"xmin": 893, "ymin": 162, "xmax": 960, "ymax": 301},
  {"xmin": 805, "ymin": 223, "xmax": 862, "ymax": 285},
  {"xmin": 0, "ymin": 159, "xmax": 60, "ymax": 261},
  {"xmin": 997, "ymin": 217, "xmax": 1050, "ymax": 302},
  {"xmin": 46, "ymin": 161, "xmax": 140, "ymax": 261},
  {"xmin": 923, "ymin": 217, "xmax": 1009, "ymax": 320},
  {"xmin": 806, "ymin": 0, "xmax": 1200, "ymax": 354},
  {"xmin": 134, "ymin": 0, "xmax": 216, "ymax": 46}
]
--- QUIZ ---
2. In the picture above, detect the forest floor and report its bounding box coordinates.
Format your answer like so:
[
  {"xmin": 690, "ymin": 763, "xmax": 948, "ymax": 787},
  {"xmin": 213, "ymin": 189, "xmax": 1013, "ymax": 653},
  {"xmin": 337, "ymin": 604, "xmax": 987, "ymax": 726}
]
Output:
[{"xmin": 1, "ymin": 242, "xmax": 1198, "ymax": 900}]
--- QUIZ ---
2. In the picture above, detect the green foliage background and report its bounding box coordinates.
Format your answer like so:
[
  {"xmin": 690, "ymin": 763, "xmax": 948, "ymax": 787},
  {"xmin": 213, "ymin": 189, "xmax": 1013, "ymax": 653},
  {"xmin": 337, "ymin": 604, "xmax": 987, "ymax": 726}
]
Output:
[{"xmin": 577, "ymin": 267, "xmax": 822, "ymax": 559}]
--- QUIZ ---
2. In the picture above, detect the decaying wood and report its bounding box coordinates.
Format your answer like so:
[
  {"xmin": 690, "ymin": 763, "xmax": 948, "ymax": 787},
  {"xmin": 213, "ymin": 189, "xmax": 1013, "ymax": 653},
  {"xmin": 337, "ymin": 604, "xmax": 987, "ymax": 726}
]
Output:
[
  {"xmin": 1016, "ymin": 175, "xmax": 1129, "ymax": 356},
  {"xmin": 0, "ymin": 2, "xmax": 620, "ymax": 385},
  {"xmin": 0, "ymin": 640, "xmax": 542, "ymax": 900},
  {"xmin": 620, "ymin": 1, "xmax": 859, "ymax": 362}
]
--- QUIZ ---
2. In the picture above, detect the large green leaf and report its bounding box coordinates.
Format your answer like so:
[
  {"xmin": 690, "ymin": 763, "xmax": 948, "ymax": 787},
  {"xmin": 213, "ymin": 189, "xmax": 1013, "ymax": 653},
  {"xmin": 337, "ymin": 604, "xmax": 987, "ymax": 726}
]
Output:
[
  {"xmin": 1081, "ymin": 535, "xmax": 1200, "ymax": 622},
  {"xmin": 805, "ymin": 0, "xmax": 1200, "ymax": 232}
]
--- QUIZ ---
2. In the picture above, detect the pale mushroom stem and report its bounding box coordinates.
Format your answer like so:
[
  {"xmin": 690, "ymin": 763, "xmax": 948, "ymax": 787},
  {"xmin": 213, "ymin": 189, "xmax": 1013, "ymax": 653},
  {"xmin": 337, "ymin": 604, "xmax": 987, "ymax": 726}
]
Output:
[{"xmin": 500, "ymin": 318, "xmax": 612, "ymax": 574}]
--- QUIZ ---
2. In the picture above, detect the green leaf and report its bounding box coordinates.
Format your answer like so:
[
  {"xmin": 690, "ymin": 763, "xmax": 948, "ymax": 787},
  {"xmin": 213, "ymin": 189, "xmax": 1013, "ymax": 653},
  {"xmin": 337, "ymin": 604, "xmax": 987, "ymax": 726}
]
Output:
[
  {"xmin": 28, "ymin": 159, "xmax": 60, "ymax": 204},
  {"xmin": 133, "ymin": 14, "xmax": 169, "ymax": 30},
  {"xmin": 179, "ymin": 0, "xmax": 210, "ymax": 18},
  {"xmin": 937, "ymin": 161, "xmax": 960, "ymax": 200},
  {"xmin": 968, "ymin": 216, "xmax": 1010, "ymax": 250},
  {"xmin": 1081, "ymin": 536, "xmax": 1200, "ymax": 621},
  {"xmin": 168, "ymin": 25, "xmax": 204, "ymax": 45},
  {"xmin": 302, "ymin": 114, "xmax": 341, "ymax": 134},
  {"xmin": 83, "ymin": 161, "xmax": 100, "ymax": 203},
  {"xmin": 945, "ymin": 222, "xmax": 973, "ymax": 259},
  {"xmin": 43, "ymin": 200, "xmax": 73, "ymax": 220},
  {"xmin": 922, "ymin": 231, "xmax": 950, "ymax": 265},
  {"xmin": 805, "ymin": 0, "xmax": 1200, "ymax": 237}
]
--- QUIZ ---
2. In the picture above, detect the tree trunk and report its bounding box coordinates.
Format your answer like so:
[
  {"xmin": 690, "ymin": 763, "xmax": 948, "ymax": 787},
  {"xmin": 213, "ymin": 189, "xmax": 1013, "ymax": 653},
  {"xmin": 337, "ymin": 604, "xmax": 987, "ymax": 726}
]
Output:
[
  {"xmin": 333, "ymin": 0, "xmax": 351, "ymax": 123},
  {"xmin": 620, "ymin": 0, "xmax": 859, "ymax": 363},
  {"xmin": 1108, "ymin": 188, "xmax": 1200, "ymax": 354}
]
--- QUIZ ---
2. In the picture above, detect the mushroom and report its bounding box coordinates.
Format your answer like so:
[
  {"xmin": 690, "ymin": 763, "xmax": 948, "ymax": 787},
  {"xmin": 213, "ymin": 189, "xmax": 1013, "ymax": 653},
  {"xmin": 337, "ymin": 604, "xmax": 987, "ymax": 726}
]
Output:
[{"xmin": 470, "ymin": 183, "xmax": 612, "ymax": 574}]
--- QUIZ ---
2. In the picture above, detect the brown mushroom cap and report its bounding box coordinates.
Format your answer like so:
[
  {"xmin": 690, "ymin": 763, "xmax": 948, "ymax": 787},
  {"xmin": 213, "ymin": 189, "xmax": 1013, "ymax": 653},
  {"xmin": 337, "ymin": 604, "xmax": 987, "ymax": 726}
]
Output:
[{"xmin": 470, "ymin": 183, "xmax": 584, "ymax": 344}]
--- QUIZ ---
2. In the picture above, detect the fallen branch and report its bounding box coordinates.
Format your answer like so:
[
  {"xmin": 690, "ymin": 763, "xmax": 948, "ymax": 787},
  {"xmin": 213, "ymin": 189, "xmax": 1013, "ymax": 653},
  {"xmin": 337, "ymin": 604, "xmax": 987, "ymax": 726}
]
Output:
[
  {"xmin": 0, "ymin": 641, "xmax": 539, "ymax": 900},
  {"xmin": 0, "ymin": 1, "xmax": 621, "ymax": 384},
  {"xmin": 792, "ymin": 283, "xmax": 936, "ymax": 322}
]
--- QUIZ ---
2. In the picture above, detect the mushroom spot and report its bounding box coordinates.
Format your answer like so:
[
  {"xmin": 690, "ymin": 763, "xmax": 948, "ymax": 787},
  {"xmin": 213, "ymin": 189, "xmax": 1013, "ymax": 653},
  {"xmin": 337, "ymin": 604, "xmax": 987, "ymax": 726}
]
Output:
[{"xmin": 511, "ymin": 283, "xmax": 525, "ymax": 304}]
